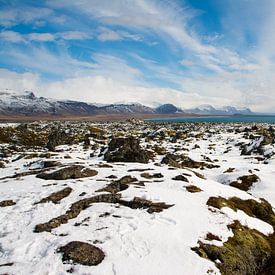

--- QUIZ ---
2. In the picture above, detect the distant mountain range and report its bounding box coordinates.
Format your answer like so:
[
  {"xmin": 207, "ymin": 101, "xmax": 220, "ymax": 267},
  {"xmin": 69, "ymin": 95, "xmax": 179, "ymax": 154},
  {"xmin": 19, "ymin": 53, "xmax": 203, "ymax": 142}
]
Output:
[
  {"xmin": 185, "ymin": 104, "xmax": 253, "ymax": 116},
  {"xmin": 0, "ymin": 90, "xmax": 254, "ymax": 117}
]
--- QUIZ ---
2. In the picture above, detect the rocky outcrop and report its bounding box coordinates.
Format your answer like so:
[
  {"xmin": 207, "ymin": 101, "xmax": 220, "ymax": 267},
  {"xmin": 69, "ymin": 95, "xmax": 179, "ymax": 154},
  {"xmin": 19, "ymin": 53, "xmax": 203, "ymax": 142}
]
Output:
[
  {"xmin": 57, "ymin": 241, "xmax": 105, "ymax": 266},
  {"xmin": 229, "ymin": 174, "xmax": 259, "ymax": 191},
  {"xmin": 104, "ymin": 137, "xmax": 149, "ymax": 163},
  {"xmin": 161, "ymin": 153, "xmax": 220, "ymax": 169},
  {"xmin": 46, "ymin": 128, "xmax": 68, "ymax": 151},
  {"xmin": 36, "ymin": 165, "xmax": 98, "ymax": 180},
  {"xmin": 0, "ymin": 200, "xmax": 16, "ymax": 207},
  {"xmin": 35, "ymin": 187, "xmax": 73, "ymax": 204}
]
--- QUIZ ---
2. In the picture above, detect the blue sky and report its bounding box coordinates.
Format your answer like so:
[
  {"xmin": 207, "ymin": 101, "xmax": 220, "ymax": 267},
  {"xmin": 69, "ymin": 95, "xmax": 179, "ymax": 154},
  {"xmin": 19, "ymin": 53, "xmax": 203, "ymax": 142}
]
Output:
[{"xmin": 0, "ymin": 0, "xmax": 275, "ymax": 111}]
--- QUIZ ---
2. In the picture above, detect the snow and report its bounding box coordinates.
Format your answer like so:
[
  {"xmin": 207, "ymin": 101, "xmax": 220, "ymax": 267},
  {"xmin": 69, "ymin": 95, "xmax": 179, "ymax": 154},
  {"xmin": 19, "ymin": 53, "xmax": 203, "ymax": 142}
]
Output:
[{"xmin": 0, "ymin": 122, "xmax": 274, "ymax": 274}]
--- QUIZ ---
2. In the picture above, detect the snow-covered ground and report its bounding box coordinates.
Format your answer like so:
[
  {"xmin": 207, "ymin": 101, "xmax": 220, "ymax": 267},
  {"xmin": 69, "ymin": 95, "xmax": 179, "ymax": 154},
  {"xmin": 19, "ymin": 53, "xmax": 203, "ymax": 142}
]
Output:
[{"xmin": 0, "ymin": 121, "xmax": 274, "ymax": 275}]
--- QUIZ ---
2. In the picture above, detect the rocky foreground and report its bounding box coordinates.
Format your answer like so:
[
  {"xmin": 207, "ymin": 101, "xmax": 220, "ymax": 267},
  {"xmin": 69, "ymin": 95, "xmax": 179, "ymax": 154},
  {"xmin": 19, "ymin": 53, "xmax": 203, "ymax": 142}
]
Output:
[{"xmin": 0, "ymin": 120, "xmax": 275, "ymax": 275}]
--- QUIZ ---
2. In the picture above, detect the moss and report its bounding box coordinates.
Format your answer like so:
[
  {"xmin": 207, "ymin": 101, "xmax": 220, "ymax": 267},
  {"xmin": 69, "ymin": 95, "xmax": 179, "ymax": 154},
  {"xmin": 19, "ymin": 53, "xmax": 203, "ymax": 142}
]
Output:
[
  {"xmin": 35, "ymin": 187, "xmax": 73, "ymax": 204},
  {"xmin": 192, "ymin": 221, "xmax": 274, "ymax": 275},
  {"xmin": 186, "ymin": 185, "xmax": 202, "ymax": 193},
  {"xmin": 0, "ymin": 127, "xmax": 47, "ymax": 147},
  {"xmin": 206, "ymin": 233, "xmax": 222, "ymax": 241},
  {"xmin": 207, "ymin": 196, "xmax": 275, "ymax": 227},
  {"xmin": 230, "ymin": 174, "xmax": 259, "ymax": 191}
]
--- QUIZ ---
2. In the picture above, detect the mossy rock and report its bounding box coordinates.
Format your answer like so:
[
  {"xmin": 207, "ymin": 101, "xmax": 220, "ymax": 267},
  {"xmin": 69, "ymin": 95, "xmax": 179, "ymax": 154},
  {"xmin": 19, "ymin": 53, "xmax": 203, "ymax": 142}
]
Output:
[
  {"xmin": 207, "ymin": 196, "xmax": 275, "ymax": 227},
  {"xmin": 193, "ymin": 221, "xmax": 274, "ymax": 275},
  {"xmin": 230, "ymin": 174, "xmax": 260, "ymax": 191},
  {"xmin": 58, "ymin": 241, "xmax": 105, "ymax": 266},
  {"xmin": 186, "ymin": 185, "xmax": 202, "ymax": 193}
]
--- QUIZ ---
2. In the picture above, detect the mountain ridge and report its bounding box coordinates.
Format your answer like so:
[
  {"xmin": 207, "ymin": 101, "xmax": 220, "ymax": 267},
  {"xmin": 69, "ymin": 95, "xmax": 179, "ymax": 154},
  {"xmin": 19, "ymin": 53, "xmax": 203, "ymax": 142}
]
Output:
[{"xmin": 0, "ymin": 90, "xmax": 254, "ymax": 117}]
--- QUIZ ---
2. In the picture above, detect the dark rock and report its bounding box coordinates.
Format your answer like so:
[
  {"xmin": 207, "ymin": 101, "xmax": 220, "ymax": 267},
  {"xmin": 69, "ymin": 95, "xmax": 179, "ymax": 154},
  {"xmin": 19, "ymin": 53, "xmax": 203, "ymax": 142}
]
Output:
[
  {"xmin": 57, "ymin": 241, "xmax": 104, "ymax": 266},
  {"xmin": 34, "ymin": 193, "xmax": 172, "ymax": 233},
  {"xmin": 0, "ymin": 200, "xmax": 16, "ymax": 207},
  {"xmin": 119, "ymin": 197, "xmax": 174, "ymax": 214},
  {"xmin": 42, "ymin": 160, "xmax": 61, "ymax": 168},
  {"xmin": 206, "ymin": 233, "xmax": 222, "ymax": 242},
  {"xmin": 34, "ymin": 194, "xmax": 121, "ymax": 232},
  {"xmin": 46, "ymin": 128, "xmax": 67, "ymax": 151},
  {"xmin": 104, "ymin": 137, "xmax": 149, "ymax": 163},
  {"xmin": 186, "ymin": 185, "xmax": 202, "ymax": 193},
  {"xmin": 172, "ymin": 175, "xmax": 189, "ymax": 182},
  {"xmin": 35, "ymin": 187, "xmax": 73, "ymax": 204},
  {"xmin": 140, "ymin": 173, "xmax": 164, "ymax": 179},
  {"xmin": 36, "ymin": 165, "xmax": 98, "ymax": 180},
  {"xmin": 162, "ymin": 153, "xmax": 220, "ymax": 169},
  {"xmin": 96, "ymin": 176, "xmax": 138, "ymax": 193},
  {"xmin": 229, "ymin": 174, "xmax": 259, "ymax": 191}
]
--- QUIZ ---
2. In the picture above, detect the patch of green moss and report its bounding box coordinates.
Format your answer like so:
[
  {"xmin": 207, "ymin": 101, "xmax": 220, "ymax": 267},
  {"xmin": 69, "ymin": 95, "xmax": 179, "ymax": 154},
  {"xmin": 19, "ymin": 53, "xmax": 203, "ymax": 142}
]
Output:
[
  {"xmin": 207, "ymin": 196, "xmax": 275, "ymax": 227},
  {"xmin": 186, "ymin": 185, "xmax": 202, "ymax": 193},
  {"xmin": 192, "ymin": 221, "xmax": 274, "ymax": 275},
  {"xmin": 229, "ymin": 174, "xmax": 259, "ymax": 191}
]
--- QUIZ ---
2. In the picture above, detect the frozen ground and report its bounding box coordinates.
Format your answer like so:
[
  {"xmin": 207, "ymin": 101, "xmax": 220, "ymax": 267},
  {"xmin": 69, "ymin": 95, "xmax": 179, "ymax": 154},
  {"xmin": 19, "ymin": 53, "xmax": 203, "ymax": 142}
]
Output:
[{"xmin": 0, "ymin": 121, "xmax": 274, "ymax": 275}]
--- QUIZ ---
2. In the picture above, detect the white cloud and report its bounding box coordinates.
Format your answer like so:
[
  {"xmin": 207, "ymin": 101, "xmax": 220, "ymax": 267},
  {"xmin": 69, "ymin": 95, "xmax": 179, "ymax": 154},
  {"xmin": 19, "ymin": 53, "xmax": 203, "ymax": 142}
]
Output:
[
  {"xmin": 0, "ymin": 31, "xmax": 25, "ymax": 43},
  {"xmin": 28, "ymin": 33, "xmax": 55, "ymax": 42},
  {"xmin": 58, "ymin": 31, "xmax": 90, "ymax": 40},
  {"xmin": 97, "ymin": 28, "xmax": 122, "ymax": 41},
  {"xmin": 97, "ymin": 27, "xmax": 142, "ymax": 42},
  {"xmin": 0, "ymin": 7, "xmax": 53, "ymax": 27},
  {"xmin": 0, "ymin": 30, "xmax": 91, "ymax": 43}
]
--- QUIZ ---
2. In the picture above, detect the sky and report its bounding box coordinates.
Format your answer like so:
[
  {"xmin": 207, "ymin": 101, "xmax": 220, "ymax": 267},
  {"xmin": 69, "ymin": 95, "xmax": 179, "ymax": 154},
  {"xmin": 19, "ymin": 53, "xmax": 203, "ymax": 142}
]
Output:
[{"xmin": 0, "ymin": 0, "xmax": 275, "ymax": 111}]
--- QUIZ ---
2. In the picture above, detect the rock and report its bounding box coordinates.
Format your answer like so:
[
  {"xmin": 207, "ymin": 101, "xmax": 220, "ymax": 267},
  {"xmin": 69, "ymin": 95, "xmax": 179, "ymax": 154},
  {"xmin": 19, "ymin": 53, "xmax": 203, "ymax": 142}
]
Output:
[
  {"xmin": 119, "ymin": 197, "xmax": 174, "ymax": 214},
  {"xmin": 192, "ymin": 221, "xmax": 274, "ymax": 275},
  {"xmin": 161, "ymin": 153, "xmax": 220, "ymax": 169},
  {"xmin": 229, "ymin": 174, "xmax": 259, "ymax": 191},
  {"xmin": 34, "ymin": 193, "xmax": 173, "ymax": 233},
  {"xmin": 140, "ymin": 173, "xmax": 164, "ymax": 179},
  {"xmin": 57, "ymin": 241, "xmax": 104, "ymax": 266},
  {"xmin": 34, "ymin": 194, "xmax": 122, "ymax": 232},
  {"xmin": 0, "ymin": 200, "xmax": 16, "ymax": 207},
  {"xmin": 35, "ymin": 187, "xmax": 73, "ymax": 204},
  {"xmin": 42, "ymin": 160, "xmax": 61, "ymax": 168},
  {"xmin": 172, "ymin": 175, "xmax": 189, "ymax": 182},
  {"xmin": 46, "ymin": 128, "xmax": 67, "ymax": 151},
  {"xmin": 104, "ymin": 137, "xmax": 149, "ymax": 163},
  {"xmin": 186, "ymin": 185, "xmax": 202, "ymax": 193},
  {"xmin": 36, "ymin": 165, "xmax": 98, "ymax": 180},
  {"xmin": 96, "ymin": 176, "xmax": 138, "ymax": 193},
  {"xmin": 207, "ymin": 196, "xmax": 275, "ymax": 227}
]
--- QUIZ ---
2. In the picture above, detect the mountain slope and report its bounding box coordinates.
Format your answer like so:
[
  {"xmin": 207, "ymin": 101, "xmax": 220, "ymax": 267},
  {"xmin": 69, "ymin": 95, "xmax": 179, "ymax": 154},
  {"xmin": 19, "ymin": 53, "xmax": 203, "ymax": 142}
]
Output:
[{"xmin": 185, "ymin": 104, "xmax": 252, "ymax": 115}]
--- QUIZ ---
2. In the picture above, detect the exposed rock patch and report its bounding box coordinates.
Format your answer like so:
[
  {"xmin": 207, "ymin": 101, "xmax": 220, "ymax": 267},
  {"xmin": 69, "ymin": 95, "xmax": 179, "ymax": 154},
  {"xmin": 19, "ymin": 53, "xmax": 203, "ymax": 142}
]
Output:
[
  {"xmin": 172, "ymin": 175, "xmax": 189, "ymax": 182},
  {"xmin": 140, "ymin": 172, "xmax": 164, "ymax": 179},
  {"xmin": 161, "ymin": 153, "xmax": 220, "ymax": 169},
  {"xmin": 104, "ymin": 137, "xmax": 149, "ymax": 163},
  {"xmin": 34, "ymin": 194, "xmax": 173, "ymax": 232},
  {"xmin": 36, "ymin": 165, "xmax": 98, "ymax": 180},
  {"xmin": 35, "ymin": 187, "xmax": 73, "ymax": 204},
  {"xmin": 207, "ymin": 196, "xmax": 275, "ymax": 227},
  {"xmin": 0, "ymin": 200, "xmax": 16, "ymax": 207},
  {"xmin": 229, "ymin": 174, "xmax": 260, "ymax": 191},
  {"xmin": 186, "ymin": 185, "xmax": 202, "ymax": 193},
  {"xmin": 192, "ymin": 221, "xmax": 275, "ymax": 275},
  {"xmin": 57, "ymin": 241, "xmax": 105, "ymax": 266}
]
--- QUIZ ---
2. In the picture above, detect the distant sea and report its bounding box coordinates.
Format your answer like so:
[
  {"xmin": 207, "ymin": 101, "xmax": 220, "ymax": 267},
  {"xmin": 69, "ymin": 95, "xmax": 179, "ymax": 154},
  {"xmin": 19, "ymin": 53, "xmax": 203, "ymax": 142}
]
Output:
[{"xmin": 146, "ymin": 115, "xmax": 275, "ymax": 124}]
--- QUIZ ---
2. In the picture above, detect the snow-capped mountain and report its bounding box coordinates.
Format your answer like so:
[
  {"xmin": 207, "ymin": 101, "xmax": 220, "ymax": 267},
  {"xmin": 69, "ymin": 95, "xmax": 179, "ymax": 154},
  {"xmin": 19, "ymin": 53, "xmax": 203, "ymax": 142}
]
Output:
[
  {"xmin": 185, "ymin": 104, "xmax": 252, "ymax": 115},
  {"xmin": 0, "ymin": 90, "xmax": 253, "ymax": 117},
  {"xmin": 0, "ymin": 90, "xmax": 155, "ymax": 116}
]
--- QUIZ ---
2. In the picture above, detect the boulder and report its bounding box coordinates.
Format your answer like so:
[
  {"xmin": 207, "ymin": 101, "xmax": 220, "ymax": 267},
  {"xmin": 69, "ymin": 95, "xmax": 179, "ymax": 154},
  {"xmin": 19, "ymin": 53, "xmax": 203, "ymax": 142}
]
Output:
[
  {"xmin": 37, "ymin": 165, "xmax": 98, "ymax": 180},
  {"xmin": 104, "ymin": 137, "xmax": 149, "ymax": 163},
  {"xmin": 58, "ymin": 241, "xmax": 104, "ymax": 266}
]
